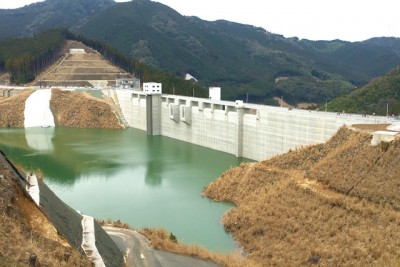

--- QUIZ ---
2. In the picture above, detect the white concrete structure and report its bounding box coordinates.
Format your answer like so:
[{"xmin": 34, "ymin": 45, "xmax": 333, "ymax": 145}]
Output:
[
  {"xmin": 115, "ymin": 78, "xmax": 140, "ymax": 90},
  {"xmin": 371, "ymin": 131, "xmax": 399, "ymax": 146},
  {"xmin": 143, "ymin": 82, "xmax": 162, "ymax": 94},
  {"xmin": 24, "ymin": 89, "xmax": 55, "ymax": 128},
  {"xmin": 25, "ymin": 173, "xmax": 40, "ymax": 205},
  {"xmin": 388, "ymin": 122, "xmax": 400, "ymax": 131},
  {"xmin": 111, "ymin": 89, "xmax": 390, "ymax": 161},
  {"xmin": 81, "ymin": 215, "xmax": 105, "ymax": 267},
  {"xmin": 69, "ymin": 49, "xmax": 86, "ymax": 54},
  {"xmin": 209, "ymin": 87, "xmax": 221, "ymax": 101}
]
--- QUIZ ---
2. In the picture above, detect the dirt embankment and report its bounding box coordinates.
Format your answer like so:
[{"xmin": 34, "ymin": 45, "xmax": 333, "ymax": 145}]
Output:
[
  {"xmin": 50, "ymin": 89, "xmax": 122, "ymax": 129},
  {"xmin": 0, "ymin": 153, "xmax": 90, "ymax": 266},
  {"xmin": 0, "ymin": 90, "xmax": 33, "ymax": 128},
  {"xmin": 204, "ymin": 126, "xmax": 400, "ymax": 266},
  {"xmin": 0, "ymin": 89, "xmax": 122, "ymax": 129}
]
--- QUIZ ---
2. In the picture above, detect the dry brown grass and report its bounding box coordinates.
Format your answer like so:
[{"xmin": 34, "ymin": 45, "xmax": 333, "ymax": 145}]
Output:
[
  {"xmin": 140, "ymin": 228, "xmax": 261, "ymax": 267},
  {"xmin": 96, "ymin": 218, "xmax": 133, "ymax": 229},
  {"xmin": 0, "ymin": 88, "xmax": 122, "ymax": 129},
  {"xmin": 0, "ymin": 90, "xmax": 33, "ymax": 128},
  {"xmin": 0, "ymin": 156, "xmax": 90, "ymax": 266},
  {"xmin": 204, "ymin": 126, "xmax": 400, "ymax": 266},
  {"xmin": 50, "ymin": 88, "xmax": 122, "ymax": 129},
  {"xmin": 0, "ymin": 214, "xmax": 90, "ymax": 266},
  {"xmin": 351, "ymin": 124, "xmax": 393, "ymax": 132},
  {"xmin": 97, "ymin": 219, "xmax": 260, "ymax": 267}
]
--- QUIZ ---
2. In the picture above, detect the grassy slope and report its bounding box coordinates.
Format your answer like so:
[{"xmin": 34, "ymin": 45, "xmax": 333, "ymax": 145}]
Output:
[
  {"xmin": 50, "ymin": 89, "xmax": 122, "ymax": 129},
  {"xmin": 0, "ymin": 155, "xmax": 90, "ymax": 266},
  {"xmin": 0, "ymin": 90, "xmax": 32, "ymax": 128},
  {"xmin": 0, "ymin": 89, "xmax": 121, "ymax": 129},
  {"xmin": 204, "ymin": 126, "xmax": 400, "ymax": 266}
]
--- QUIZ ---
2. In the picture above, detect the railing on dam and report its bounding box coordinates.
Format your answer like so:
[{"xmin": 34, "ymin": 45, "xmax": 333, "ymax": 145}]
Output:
[{"xmin": 110, "ymin": 89, "xmax": 391, "ymax": 161}]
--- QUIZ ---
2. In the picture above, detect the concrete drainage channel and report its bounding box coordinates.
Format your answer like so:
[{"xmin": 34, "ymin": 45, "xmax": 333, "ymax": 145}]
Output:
[
  {"xmin": 81, "ymin": 215, "xmax": 106, "ymax": 266},
  {"xmin": 23, "ymin": 170, "xmax": 107, "ymax": 267},
  {"xmin": 25, "ymin": 172, "xmax": 40, "ymax": 205},
  {"xmin": 0, "ymin": 150, "xmax": 124, "ymax": 267}
]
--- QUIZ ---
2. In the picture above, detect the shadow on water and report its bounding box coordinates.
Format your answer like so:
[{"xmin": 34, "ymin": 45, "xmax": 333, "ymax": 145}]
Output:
[
  {"xmin": 145, "ymin": 159, "xmax": 164, "ymax": 186},
  {"xmin": 144, "ymin": 135, "xmax": 195, "ymax": 186}
]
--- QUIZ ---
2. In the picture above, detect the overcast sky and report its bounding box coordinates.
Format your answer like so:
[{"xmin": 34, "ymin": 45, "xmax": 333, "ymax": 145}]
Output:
[{"xmin": 0, "ymin": 0, "xmax": 399, "ymax": 42}]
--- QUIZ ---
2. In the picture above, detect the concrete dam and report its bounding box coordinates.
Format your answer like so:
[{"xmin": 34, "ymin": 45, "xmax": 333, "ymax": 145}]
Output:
[{"xmin": 109, "ymin": 89, "xmax": 390, "ymax": 161}]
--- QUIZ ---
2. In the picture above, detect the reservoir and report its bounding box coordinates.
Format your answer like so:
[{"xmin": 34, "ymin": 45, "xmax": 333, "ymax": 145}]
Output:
[{"xmin": 0, "ymin": 127, "xmax": 249, "ymax": 252}]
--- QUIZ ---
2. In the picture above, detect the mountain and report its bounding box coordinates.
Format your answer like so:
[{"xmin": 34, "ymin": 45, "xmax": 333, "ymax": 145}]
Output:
[
  {"xmin": 74, "ymin": 0, "xmax": 400, "ymax": 104},
  {"xmin": 328, "ymin": 66, "xmax": 400, "ymax": 116},
  {"xmin": 1, "ymin": 0, "xmax": 400, "ymax": 105},
  {"xmin": 0, "ymin": 0, "xmax": 115, "ymax": 39}
]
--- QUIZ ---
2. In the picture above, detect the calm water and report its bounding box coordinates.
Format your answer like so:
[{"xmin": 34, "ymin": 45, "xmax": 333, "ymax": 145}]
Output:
[{"xmin": 0, "ymin": 127, "xmax": 249, "ymax": 252}]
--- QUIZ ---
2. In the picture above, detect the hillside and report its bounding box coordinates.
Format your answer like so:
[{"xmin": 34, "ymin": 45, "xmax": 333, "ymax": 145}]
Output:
[
  {"xmin": 76, "ymin": 0, "xmax": 355, "ymax": 104},
  {"xmin": 1, "ymin": 0, "xmax": 400, "ymax": 105},
  {"xmin": 0, "ymin": 0, "xmax": 114, "ymax": 39},
  {"xmin": 204, "ymin": 126, "xmax": 400, "ymax": 266},
  {"xmin": 75, "ymin": 0, "xmax": 400, "ymax": 104},
  {"xmin": 327, "ymin": 66, "xmax": 400, "ymax": 115},
  {"xmin": 0, "ymin": 88, "xmax": 122, "ymax": 129},
  {"xmin": 0, "ymin": 152, "xmax": 91, "ymax": 266},
  {"xmin": 0, "ymin": 30, "xmax": 208, "ymax": 97},
  {"xmin": 35, "ymin": 40, "xmax": 133, "ymax": 87},
  {"xmin": 0, "ymin": 29, "xmax": 66, "ymax": 84}
]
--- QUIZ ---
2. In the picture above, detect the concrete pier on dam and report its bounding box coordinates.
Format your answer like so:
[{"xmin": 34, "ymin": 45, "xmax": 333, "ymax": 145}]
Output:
[{"xmin": 109, "ymin": 89, "xmax": 390, "ymax": 161}]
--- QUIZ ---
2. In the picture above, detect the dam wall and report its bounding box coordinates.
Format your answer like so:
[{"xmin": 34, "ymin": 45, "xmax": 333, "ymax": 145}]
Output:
[{"xmin": 111, "ymin": 89, "xmax": 389, "ymax": 161}]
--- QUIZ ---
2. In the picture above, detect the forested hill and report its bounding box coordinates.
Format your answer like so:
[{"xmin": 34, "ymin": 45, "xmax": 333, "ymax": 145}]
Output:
[
  {"xmin": 0, "ymin": 30, "xmax": 207, "ymax": 97},
  {"xmin": 0, "ymin": 0, "xmax": 114, "ymax": 39},
  {"xmin": 0, "ymin": 29, "xmax": 65, "ymax": 84},
  {"xmin": 328, "ymin": 66, "xmax": 400, "ymax": 116},
  {"xmin": 74, "ymin": 0, "xmax": 400, "ymax": 104},
  {"xmin": 1, "ymin": 0, "xmax": 400, "ymax": 106}
]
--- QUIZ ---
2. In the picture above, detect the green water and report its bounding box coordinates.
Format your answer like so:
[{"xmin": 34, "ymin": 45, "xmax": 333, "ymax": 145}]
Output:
[{"xmin": 0, "ymin": 127, "xmax": 249, "ymax": 252}]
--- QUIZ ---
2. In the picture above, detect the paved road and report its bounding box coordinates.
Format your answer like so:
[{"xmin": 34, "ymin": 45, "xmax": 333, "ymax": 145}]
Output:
[
  {"xmin": 103, "ymin": 226, "xmax": 221, "ymax": 267},
  {"xmin": 104, "ymin": 226, "xmax": 162, "ymax": 267}
]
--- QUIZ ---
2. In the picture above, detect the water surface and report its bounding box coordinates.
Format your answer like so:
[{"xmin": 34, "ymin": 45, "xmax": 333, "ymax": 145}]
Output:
[{"xmin": 0, "ymin": 127, "xmax": 249, "ymax": 252}]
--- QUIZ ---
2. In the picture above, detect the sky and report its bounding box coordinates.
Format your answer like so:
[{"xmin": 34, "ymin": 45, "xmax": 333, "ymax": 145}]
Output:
[{"xmin": 0, "ymin": 0, "xmax": 399, "ymax": 42}]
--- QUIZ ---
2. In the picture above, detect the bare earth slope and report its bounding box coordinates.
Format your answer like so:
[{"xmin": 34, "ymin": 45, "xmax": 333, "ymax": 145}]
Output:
[
  {"xmin": 0, "ymin": 90, "xmax": 33, "ymax": 128},
  {"xmin": 50, "ymin": 89, "xmax": 122, "ymax": 129},
  {"xmin": 0, "ymin": 89, "xmax": 121, "ymax": 129},
  {"xmin": 204, "ymin": 127, "xmax": 400, "ymax": 266},
  {"xmin": 0, "ymin": 152, "xmax": 90, "ymax": 266},
  {"xmin": 34, "ymin": 40, "xmax": 132, "ymax": 87}
]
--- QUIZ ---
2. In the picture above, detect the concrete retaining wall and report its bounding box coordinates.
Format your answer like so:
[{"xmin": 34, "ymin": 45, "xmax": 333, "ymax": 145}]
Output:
[
  {"xmin": 111, "ymin": 90, "xmax": 389, "ymax": 161},
  {"xmin": 113, "ymin": 90, "xmax": 147, "ymax": 131}
]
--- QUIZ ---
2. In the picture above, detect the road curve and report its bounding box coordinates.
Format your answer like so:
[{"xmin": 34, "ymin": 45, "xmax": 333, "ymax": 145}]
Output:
[{"xmin": 103, "ymin": 226, "xmax": 222, "ymax": 267}]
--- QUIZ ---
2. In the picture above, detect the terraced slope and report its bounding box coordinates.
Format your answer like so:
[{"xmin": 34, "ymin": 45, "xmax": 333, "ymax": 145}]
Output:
[{"xmin": 34, "ymin": 40, "xmax": 132, "ymax": 87}]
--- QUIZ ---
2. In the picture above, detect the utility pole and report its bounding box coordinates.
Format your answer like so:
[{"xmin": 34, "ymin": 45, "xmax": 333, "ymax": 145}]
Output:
[
  {"xmin": 387, "ymin": 102, "xmax": 389, "ymax": 117},
  {"xmin": 325, "ymin": 99, "xmax": 328, "ymax": 112}
]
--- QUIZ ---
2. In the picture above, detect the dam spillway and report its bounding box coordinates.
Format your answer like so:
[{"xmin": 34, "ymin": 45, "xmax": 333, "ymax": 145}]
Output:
[{"xmin": 109, "ymin": 89, "xmax": 390, "ymax": 161}]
